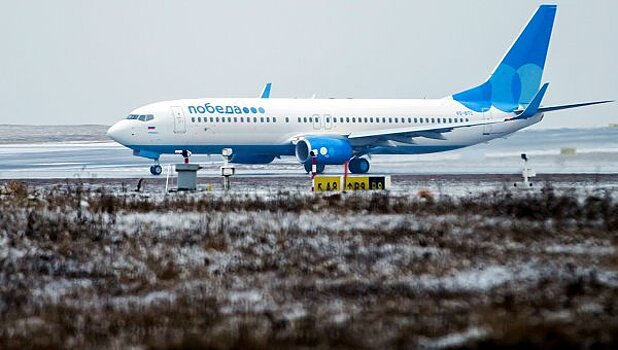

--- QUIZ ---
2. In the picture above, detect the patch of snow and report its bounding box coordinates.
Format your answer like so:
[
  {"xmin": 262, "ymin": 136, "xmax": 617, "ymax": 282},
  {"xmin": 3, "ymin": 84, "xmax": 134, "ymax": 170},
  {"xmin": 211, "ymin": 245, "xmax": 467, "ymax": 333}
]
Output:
[{"xmin": 420, "ymin": 327, "xmax": 488, "ymax": 349}]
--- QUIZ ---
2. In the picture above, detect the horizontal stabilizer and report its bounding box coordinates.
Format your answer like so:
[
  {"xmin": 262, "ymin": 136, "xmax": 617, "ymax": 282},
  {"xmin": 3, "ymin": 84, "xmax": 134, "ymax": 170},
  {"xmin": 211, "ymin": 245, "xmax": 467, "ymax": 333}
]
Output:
[{"xmin": 538, "ymin": 100, "xmax": 614, "ymax": 113}]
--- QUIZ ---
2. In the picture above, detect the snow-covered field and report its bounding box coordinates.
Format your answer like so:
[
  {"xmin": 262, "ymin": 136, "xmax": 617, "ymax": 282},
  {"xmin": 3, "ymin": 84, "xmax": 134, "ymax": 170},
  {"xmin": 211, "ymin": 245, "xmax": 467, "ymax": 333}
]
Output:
[{"xmin": 1, "ymin": 181, "xmax": 617, "ymax": 348}]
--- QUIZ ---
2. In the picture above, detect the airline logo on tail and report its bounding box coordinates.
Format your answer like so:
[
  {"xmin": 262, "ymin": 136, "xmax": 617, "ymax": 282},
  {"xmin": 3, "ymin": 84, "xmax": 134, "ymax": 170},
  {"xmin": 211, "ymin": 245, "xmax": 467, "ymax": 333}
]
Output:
[{"xmin": 453, "ymin": 5, "xmax": 557, "ymax": 113}]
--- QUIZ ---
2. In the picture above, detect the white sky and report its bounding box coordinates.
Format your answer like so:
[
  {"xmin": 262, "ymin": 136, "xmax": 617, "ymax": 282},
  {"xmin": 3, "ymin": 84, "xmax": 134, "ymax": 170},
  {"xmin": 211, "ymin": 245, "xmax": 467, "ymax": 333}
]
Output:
[{"xmin": 0, "ymin": 0, "xmax": 616, "ymax": 128}]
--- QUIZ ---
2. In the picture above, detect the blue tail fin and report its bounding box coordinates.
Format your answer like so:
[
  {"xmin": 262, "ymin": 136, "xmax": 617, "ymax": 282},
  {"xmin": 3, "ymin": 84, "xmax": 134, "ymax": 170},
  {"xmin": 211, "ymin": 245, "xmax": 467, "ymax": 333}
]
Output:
[{"xmin": 453, "ymin": 5, "xmax": 557, "ymax": 113}]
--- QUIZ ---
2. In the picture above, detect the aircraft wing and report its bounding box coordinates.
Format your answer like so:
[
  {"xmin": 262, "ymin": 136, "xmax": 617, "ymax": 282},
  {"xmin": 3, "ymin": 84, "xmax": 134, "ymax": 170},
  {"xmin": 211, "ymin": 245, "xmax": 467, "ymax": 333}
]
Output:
[{"xmin": 345, "ymin": 119, "xmax": 502, "ymax": 144}]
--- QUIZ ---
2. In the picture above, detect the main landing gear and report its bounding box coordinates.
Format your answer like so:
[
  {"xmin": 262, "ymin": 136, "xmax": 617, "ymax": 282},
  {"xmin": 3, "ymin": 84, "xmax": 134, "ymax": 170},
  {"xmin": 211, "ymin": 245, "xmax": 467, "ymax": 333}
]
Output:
[
  {"xmin": 302, "ymin": 157, "xmax": 370, "ymax": 175},
  {"xmin": 348, "ymin": 157, "xmax": 370, "ymax": 174},
  {"xmin": 150, "ymin": 164, "xmax": 163, "ymax": 176},
  {"xmin": 304, "ymin": 161, "xmax": 325, "ymax": 174}
]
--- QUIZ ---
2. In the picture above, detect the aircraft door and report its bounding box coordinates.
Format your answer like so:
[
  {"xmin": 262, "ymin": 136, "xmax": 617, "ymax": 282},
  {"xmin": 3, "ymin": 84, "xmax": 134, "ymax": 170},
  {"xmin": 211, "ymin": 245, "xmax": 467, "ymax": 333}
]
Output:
[
  {"xmin": 482, "ymin": 108, "xmax": 492, "ymax": 135},
  {"xmin": 312, "ymin": 114, "xmax": 321, "ymax": 130},
  {"xmin": 171, "ymin": 106, "xmax": 187, "ymax": 134}
]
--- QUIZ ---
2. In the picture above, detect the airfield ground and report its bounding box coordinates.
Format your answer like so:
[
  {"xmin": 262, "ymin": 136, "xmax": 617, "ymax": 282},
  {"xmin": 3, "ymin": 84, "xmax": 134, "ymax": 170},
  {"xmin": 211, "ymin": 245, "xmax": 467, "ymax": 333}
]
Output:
[{"xmin": 1, "ymin": 174, "xmax": 617, "ymax": 349}]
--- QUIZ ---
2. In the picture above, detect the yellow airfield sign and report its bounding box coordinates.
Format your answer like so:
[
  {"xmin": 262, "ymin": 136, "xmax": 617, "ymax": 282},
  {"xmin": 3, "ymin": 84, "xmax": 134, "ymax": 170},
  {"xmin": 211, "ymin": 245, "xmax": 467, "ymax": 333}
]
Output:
[
  {"xmin": 313, "ymin": 175, "xmax": 390, "ymax": 192},
  {"xmin": 313, "ymin": 176, "xmax": 342, "ymax": 192}
]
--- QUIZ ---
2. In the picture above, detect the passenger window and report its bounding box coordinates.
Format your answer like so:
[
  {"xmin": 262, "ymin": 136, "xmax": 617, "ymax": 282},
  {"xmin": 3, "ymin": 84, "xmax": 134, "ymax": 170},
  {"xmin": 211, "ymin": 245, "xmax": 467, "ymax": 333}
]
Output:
[
  {"xmin": 431, "ymin": 118, "xmax": 435, "ymax": 123},
  {"xmin": 234, "ymin": 117, "xmax": 238, "ymax": 123},
  {"xmin": 210, "ymin": 117, "xmax": 214, "ymax": 122},
  {"xmin": 198, "ymin": 117, "xmax": 202, "ymax": 122},
  {"xmin": 286, "ymin": 117, "xmax": 290, "ymax": 123},
  {"xmin": 388, "ymin": 118, "xmax": 392, "ymax": 123},
  {"xmin": 191, "ymin": 117, "xmax": 195, "ymax": 123},
  {"xmin": 240, "ymin": 117, "xmax": 244, "ymax": 122},
  {"xmin": 346, "ymin": 117, "xmax": 350, "ymax": 123},
  {"xmin": 273, "ymin": 117, "xmax": 277, "ymax": 123},
  {"xmin": 266, "ymin": 117, "xmax": 270, "ymax": 122},
  {"xmin": 253, "ymin": 117, "xmax": 257, "ymax": 122},
  {"xmin": 216, "ymin": 117, "xmax": 220, "ymax": 122},
  {"xmin": 414, "ymin": 118, "xmax": 418, "ymax": 123}
]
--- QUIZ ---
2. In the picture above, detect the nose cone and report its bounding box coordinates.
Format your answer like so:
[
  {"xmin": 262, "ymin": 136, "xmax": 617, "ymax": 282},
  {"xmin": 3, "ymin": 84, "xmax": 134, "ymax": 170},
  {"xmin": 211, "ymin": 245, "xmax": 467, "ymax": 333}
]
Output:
[
  {"xmin": 107, "ymin": 123, "xmax": 121, "ymax": 142},
  {"xmin": 107, "ymin": 121, "xmax": 130, "ymax": 145}
]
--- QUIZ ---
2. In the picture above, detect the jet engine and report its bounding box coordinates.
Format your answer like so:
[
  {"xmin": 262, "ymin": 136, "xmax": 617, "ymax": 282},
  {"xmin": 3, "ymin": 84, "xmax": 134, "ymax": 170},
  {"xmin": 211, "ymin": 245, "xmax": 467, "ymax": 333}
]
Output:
[{"xmin": 295, "ymin": 136, "xmax": 353, "ymax": 165}]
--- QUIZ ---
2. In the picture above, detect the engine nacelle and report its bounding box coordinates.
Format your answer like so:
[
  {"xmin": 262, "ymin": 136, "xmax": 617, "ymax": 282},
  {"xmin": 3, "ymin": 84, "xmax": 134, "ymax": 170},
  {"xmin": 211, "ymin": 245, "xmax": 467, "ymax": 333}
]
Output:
[
  {"xmin": 230, "ymin": 153, "xmax": 276, "ymax": 164},
  {"xmin": 295, "ymin": 136, "xmax": 353, "ymax": 165}
]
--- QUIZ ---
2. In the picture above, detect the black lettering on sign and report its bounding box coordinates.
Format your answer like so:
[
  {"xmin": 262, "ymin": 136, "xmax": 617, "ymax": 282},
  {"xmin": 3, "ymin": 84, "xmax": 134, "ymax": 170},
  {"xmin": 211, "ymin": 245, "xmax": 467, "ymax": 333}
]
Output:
[{"xmin": 368, "ymin": 177, "xmax": 386, "ymax": 191}]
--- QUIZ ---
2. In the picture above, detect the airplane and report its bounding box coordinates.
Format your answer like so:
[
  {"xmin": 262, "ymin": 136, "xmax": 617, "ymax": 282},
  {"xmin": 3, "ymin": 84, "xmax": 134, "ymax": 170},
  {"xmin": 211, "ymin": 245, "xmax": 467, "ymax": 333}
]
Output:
[{"xmin": 108, "ymin": 4, "xmax": 611, "ymax": 176}]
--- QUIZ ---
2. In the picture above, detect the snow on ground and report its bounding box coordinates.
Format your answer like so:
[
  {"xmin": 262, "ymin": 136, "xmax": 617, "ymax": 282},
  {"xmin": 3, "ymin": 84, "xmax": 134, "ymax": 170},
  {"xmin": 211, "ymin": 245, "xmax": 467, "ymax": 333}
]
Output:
[{"xmin": 0, "ymin": 177, "xmax": 617, "ymax": 348}]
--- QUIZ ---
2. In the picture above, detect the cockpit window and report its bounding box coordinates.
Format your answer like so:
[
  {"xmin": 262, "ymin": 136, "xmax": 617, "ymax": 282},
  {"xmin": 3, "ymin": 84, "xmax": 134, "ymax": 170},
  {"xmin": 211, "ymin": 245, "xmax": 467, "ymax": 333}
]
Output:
[{"xmin": 127, "ymin": 114, "xmax": 154, "ymax": 121}]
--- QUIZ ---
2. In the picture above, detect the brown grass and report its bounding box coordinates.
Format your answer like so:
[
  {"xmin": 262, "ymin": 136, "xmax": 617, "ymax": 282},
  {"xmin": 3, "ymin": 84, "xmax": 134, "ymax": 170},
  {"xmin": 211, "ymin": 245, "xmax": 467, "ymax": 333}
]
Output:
[{"xmin": 0, "ymin": 183, "xmax": 616, "ymax": 349}]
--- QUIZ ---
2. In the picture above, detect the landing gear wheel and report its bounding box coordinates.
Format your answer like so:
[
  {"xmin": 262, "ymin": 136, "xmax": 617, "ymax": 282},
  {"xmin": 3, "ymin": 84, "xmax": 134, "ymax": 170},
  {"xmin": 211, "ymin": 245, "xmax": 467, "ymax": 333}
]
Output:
[
  {"xmin": 150, "ymin": 164, "xmax": 163, "ymax": 176},
  {"xmin": 349, "ymin": 157, "xmax": 370, "ymax": 174},
  {"xmin": 303, "ymin": 162, "xmax": 326, "ymax": 174}
]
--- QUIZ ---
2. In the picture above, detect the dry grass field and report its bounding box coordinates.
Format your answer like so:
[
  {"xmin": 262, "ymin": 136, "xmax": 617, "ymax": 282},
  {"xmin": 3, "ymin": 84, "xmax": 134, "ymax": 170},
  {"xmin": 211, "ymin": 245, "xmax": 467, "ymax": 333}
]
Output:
[{"xmin": 0, "ymin": 178, "xmax": 617, "ymax": 349}]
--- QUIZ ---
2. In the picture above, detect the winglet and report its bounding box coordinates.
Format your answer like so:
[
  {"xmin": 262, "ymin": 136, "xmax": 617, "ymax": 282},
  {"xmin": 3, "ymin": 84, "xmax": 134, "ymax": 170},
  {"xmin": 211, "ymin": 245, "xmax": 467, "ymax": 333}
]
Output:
[
  {"xmin": 516, "ymin": 82, "xmax": 549, "ymax": 119},
  {"xmin": 260, "ymin": 82, "xmax": 272, "ymax": 98}
]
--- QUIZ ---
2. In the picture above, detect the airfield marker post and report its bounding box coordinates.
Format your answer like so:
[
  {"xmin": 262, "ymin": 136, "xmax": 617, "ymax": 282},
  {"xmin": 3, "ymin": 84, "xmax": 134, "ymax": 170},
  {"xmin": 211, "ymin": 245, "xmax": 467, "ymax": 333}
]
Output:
[
  {"xmin": 310, "ymin": 151, "xmax": 317, "ymax": 192},
  {"xmin": 514, "ymin": 153, "xmax": 536, "ymax": 188},
  {"xmin": 343, "ymin": 160, "xmax": 349, "ymax": 190}
]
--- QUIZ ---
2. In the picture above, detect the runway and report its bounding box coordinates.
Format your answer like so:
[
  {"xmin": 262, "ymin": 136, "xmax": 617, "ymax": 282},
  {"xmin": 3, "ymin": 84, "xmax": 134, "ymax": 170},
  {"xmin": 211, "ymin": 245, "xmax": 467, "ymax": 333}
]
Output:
[{"xmin": 1, "ymin": 125, "xmax": 617, "ymax": 179}]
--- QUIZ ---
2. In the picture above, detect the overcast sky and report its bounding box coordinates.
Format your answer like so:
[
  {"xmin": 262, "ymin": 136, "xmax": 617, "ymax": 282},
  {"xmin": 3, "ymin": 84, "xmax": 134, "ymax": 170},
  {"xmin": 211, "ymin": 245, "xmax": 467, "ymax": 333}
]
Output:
[{"xmin": 0, "ymin": 0, "xmax": 616, "ymax": 128}]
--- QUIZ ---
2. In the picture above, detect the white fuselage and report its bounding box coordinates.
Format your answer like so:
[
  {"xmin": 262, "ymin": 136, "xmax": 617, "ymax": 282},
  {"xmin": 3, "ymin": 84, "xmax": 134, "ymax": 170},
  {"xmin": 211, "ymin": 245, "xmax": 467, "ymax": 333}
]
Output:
[{"xmin": 107, "ymin": 97, "xmax": 541, "ymax": 159}]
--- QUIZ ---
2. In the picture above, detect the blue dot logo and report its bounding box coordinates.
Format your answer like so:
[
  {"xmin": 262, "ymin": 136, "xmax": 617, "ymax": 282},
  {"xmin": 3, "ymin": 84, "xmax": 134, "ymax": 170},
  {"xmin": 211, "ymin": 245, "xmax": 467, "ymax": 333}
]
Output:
[
  {"xmin": 242, "ymin": 107, "xmax": 250, "ymax": 113},
  {"xmin": 250, "ymin": 107, "xmax": 257, "ymax": 113},
  {"xmin": 258, "ymin": 107, "xmax": 265, "ymax": 113}
]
